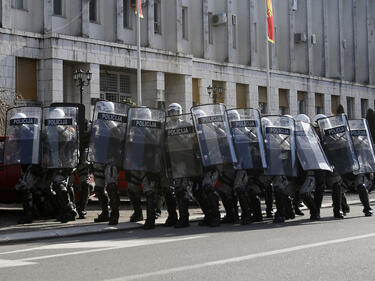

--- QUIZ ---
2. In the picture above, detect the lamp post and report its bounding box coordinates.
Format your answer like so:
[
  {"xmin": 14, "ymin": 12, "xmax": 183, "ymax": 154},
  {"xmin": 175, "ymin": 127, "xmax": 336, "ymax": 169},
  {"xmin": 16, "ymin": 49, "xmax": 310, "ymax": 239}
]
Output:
[
  {"xmin": 73, "ymin": 69, "xmax": 92, "ymax": 105},
  {"xmin": 207, "ymin": 85, "xmax": 224, "ymax": 104}
]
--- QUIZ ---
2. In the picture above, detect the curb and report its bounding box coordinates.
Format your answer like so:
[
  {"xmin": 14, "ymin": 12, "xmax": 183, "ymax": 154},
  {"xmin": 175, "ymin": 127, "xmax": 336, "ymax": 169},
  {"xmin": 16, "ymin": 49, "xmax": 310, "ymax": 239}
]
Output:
[{"xmin": 0, "ymin": 199, "xmax": 373, "ymax": 245}]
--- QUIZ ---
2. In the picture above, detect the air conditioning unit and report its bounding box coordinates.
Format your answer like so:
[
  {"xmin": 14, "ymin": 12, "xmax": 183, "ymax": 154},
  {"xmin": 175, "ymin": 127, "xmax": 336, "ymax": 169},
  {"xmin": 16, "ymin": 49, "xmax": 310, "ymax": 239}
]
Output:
[
  {"xmin": 294, "ymin": 32, "xmax": 307, "ymax": 43},
  {"xmin": 212, "ymin": 13, "xmax": 227, "ymax": 26}
]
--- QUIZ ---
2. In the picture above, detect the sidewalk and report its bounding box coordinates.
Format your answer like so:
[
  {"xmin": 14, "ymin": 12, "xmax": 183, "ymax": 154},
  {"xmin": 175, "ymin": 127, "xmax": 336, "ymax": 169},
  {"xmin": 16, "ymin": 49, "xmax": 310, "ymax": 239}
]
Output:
[{"xmin": 0, "ymin": 192, "xmax": 373, "ymax": 244}]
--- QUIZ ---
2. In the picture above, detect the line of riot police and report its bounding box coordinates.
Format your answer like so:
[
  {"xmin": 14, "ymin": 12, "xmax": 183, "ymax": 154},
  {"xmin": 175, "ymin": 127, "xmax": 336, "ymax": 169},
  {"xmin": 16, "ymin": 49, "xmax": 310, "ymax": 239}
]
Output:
[{"xmin": 3, "ymin": 100, "xmax": 373, "ymax": 229}]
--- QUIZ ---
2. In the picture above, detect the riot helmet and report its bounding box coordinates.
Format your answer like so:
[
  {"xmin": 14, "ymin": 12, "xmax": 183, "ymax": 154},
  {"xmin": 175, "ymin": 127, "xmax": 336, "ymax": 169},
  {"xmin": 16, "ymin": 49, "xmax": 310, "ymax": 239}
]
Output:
[
  {"xmin": 295, "ymin": 114, "xmax": 311, "ymax": 124},
  {"xmin": 227, "ymin": 110, "xmax": 240, "ymax": 121},
  {"xmin": 96, "ymin": 101, "xmax": 115, "ymax": 113},
  {"xmin": 167, "ymin": 103, "xmax": 182, "ymax": 117},
  {"xmin": 48, "ymin": 108, "xmax": 65, "ymax": 119},
  {"xmin": 312, "ymin": 114, "xmax": 327, "ymax": 127}
]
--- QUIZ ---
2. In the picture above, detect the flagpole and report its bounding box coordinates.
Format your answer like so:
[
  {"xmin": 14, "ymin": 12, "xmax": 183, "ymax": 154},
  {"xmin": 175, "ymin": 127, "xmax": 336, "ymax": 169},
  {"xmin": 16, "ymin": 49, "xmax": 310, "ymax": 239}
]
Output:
[
  {"xmin": 136, "ymin": 0, "xmax": 142, "ymax": 106},
  {"xmin": 265, "ymin": 0, "xmax": 271, "ymax": 114}
]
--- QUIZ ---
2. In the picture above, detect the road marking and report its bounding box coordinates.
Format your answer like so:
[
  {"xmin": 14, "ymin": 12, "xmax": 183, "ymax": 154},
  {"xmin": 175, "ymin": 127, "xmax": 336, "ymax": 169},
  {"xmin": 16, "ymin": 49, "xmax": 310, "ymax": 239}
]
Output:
[
  {"xmin": 106, "ymin": 232, "xmax": 375, "ymax": 281},
  {"xmin": 0, "ymin": 235, "xmax": 205, "ymax": 268}
]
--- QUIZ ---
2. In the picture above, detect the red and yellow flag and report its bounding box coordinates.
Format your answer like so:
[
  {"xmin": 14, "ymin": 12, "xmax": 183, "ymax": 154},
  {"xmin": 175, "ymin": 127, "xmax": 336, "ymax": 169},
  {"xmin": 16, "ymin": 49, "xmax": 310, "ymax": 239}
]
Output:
[
  {"xmin": 266, "ymin": 0, "xmax": 274, "ymax": 43},
  {"xmin": 134, "ymin": 0, "xmax": 143, "ymax": 18}
]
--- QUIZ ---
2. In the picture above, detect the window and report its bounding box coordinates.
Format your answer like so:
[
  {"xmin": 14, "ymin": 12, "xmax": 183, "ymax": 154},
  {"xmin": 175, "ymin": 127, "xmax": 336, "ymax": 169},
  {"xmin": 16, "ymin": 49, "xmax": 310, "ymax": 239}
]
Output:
[
  {"xmin": 361, "ymin": 99, "xmax": 368, "ymax": 118},
  {"xmin": 89, "ymin": 0, "xmax": 98, "ymax": 23},
  {"xmin": 258, "ymin": 86, "xmax": 267, "ymax": 114},
  {"xmin": 53, "ymin": 0, "xmax": 62, "ymax": 16},
  {"xmin": 297, "ymin": 91, "xmax": 307, "ymax": 114},
  {"xmin": 182, "ymin": 6, "xmax": 188, "ymax": 40},
  {"xmin": 347, "ymin": 97, "xmax": 354, "ymax": 119},
  {"xmin": 279, "ymin": 89, "xmax": 290, "ymax": 115},
  {"xmin": 208, "ymin": 12, "xmax": 213, "ymax": 44},
  {"xmin": 154, "ymin": 0, "xmax": 161, "ymax": 34},
  {"xmin": 331, "ymin": 95, "xmax": 340, "ymax": 114},
  {"xmin": 100, "ymin": 72, "xmax": 132, "ymax": 103},
  {"xmin": 315, "ymin": 93, "xmax": 324, "ymax": 115},
  {"xmin": 12, "ymin": 0, "xmax": 24, "ymax": 9},
  {"xmin": 123, "ymin": 0, "xmax": 132, "ymax": 29}
]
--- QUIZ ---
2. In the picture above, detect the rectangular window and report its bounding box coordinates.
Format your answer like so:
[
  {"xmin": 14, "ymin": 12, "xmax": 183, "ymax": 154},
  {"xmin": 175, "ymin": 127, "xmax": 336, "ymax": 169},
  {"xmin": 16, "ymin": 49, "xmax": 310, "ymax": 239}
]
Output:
[
  {"xmin": 89, "ymin": 0, "xmax": 98, "ymax": 22},
  {"xmin": 123, "ymin": 0, "xmax": 132, "ymax": 29},
  {"xmin": 361, "ymin": 99, "xmax": 368, "ymax": 118},
  {"xmin": 331, "ymin": 95, "xmax": 340, "ymax": 114},
  {"xmin": 53, "ymin": 0, "xmax": 62, "ymax": 16},
  {"xmin": 279, "ymin": 89, "xmax": 290, "ymax": 115},
  {"xmin": 12, "ymin": 0, "xmax": 24, "ymax": 9},
  {"xmin": 154, "ymin": 0, "xmax": 161, "ymax": 34},
  {"xmin": 16, "ymin": 58, "xmax": 37, "ymax": 101},
  {"xmin": 297, "ymin": 91, "xmax": 307, "ymax": 114},
  {"xmin": 259, "ymin": 86, "xmax": 267, "ymax": 114},
  {"xmin": 182, "ymin": 6, "xmax": 188, "ymax": 40},
  {"xmin": 208, "ymin": 12, "xmax": 213, "ymax": 44},
  {"xmin": 100, "ymin": 72, "xmax": 132, "ymax": 103},
  {"xmin": 315, "ymin": 93, "xmax": 324, "ymax": 115}
]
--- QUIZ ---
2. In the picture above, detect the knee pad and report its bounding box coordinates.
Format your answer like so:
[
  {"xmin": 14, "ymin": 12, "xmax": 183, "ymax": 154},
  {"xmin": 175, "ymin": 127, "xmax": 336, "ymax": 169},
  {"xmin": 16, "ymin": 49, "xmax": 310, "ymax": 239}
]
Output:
[
  {"xmin": 299, "ymin": 176, "xmax": 316, "ymax": 196},
  {"xmin": 105, "ymin": 165, "xmax": 118, "ymax": 185}
]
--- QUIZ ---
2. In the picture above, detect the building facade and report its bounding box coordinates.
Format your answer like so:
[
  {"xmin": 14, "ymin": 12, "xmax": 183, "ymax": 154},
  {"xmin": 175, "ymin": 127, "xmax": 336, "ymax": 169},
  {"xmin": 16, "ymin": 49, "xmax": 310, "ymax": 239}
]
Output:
[{"xmin": 0, "ymin": 0, "xmax": 374, "ymax": 119}]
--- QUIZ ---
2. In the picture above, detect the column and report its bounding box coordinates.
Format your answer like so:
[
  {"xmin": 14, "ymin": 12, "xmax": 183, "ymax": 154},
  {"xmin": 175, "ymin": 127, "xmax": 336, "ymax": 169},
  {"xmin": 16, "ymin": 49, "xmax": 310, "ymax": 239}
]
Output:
[
  {"xmin": 248, "ymin": 84, "xmax": 258, "ymax": 109},
  {"xmin": 288, "ymin": 88, "xmax": 298, "ymax": 116},
  {"xmin": 353, "ymin": 96, "xmax": 361, "ymax": 119},
  {"xmin": 165, "ymin": 74, "xmax": 192, "ymax": 112},
  {"xmin": 147, "ymin": 0, "xmax": 155, "ymax": 48},
  {"xmin": 227, "ymin": 0, "xmax": 234, "ymax": 63},
  {"xmin": 44, "ymin": 0, "xmax": 52, "ymax": 34},
  {"xmin": 176, "ymin": 0, "xmax": 182, "ymax": 53},
  {"xmin": 87, "ymin": 63, "xmax": 100, "ymax": 119},
  {"xmin": 307, "ymin": 91, "xmax": 315, "ymax": 117},
  {"xmin": 202, "ymin": 0, "xmax": 209, "ymax": 59},
  {"xmin": 1, "ymin": 0, "xmax": 11, "ymax": 29},
  {"xmin": 306, "ymin": 0, "xmax": 313, "ymax": 75},
  {"xmin": 82, "ymin": 0, "xmax": 90, "ymax": 38},
  {"xmin": 38, "ymin": 59, "xmax": 64, "ymax": 105},
  {"xmin": 116, "ymin": 0, "xmax": 123, "ymax": 42},
  {"xmin": 142, "ymin": 71, "xmax": 165, "ymax": 108},
  {"xmin": 324, "ymin": 93, "xmax": 331, "ymax": 116},
  {"xmin": 268, "ymin": 86, "xmax": 279, "ymax": 114},
  {"xmin": 224, "ymin": 81, "xmax": 236, "ymax": 109}
]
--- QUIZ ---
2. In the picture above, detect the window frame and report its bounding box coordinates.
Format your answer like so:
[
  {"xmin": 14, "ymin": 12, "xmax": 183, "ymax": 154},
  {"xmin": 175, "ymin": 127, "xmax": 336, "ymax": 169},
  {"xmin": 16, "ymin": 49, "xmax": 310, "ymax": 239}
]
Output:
[
  {"xmin": 182, "ymin": 6, "xmax": 188, "ymax": 40},
  {"xmin": 12, "ymin": 0, "xmax": 26, "ymax": 11},
  {"xmin": 123, "ymin": 0, "xmax": 133, "ymax": 30},
  {"xmin": 53, "ymin": 0, "xmax": 64, "ymax": 17},
  {"xmin": 89, "ymin": 0, "xmax": 100, "ymax": 24},
  {"xmin": 208, "ymin": 12, "xmax": 213, "ymax": 45},
  {"xmin": 154, "ymin": 0, "xmax": 161, "ymax": 34}
]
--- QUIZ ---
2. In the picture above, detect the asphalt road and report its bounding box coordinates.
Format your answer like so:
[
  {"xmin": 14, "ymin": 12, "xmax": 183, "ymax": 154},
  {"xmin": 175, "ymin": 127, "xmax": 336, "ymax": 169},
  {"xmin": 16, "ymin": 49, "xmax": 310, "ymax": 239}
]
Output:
[{"xmin": 1, "ymin": 204, "xmax": 375, "ymax": 281}]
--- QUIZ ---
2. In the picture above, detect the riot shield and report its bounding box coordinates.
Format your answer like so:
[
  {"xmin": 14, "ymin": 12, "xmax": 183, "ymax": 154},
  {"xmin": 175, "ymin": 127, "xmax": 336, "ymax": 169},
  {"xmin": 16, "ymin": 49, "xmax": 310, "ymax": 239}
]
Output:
[
  {"xmin": 123, "ymin": 107, "xmax": 165, "ymax": 173},
  {"xmin": 261, "ymin": 115, "xmax": 297, "ymax": 177},
  {"xmin": 42, "ymin": 106, "xmax": 79, "ymax": 169},
  {"xmin": 191, "ymin": 104, "xmax": 237, "ymax": 168},
  {"xmin": 227, "ymin": 108, "xmax": 267, "ymax": 170},
  {"xmin": 348, "ymin": 119, "xmax": 375, "ymax": 174},
  {"xmin": 165, "ymin": 113, "xmax": 202, "ymax": 179},
  {"xmin": 88, "ymin": 101, "xmax": 129, "ymax": 166},
  {"xmin": 295, "ymin": 121, "xmax": 332, "ymax": 172},
  {"xmin": 317, "ymin": 114, "xmax": 359, "ymax": 174},
  {"xmin": 4, "ymin": 106, "xmax": 42, "ymax": 166}
]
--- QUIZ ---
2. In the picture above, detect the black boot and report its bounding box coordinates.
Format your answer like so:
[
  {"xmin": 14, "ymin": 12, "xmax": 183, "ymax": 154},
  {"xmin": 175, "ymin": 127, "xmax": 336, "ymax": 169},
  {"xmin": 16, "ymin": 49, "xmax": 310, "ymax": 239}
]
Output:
[
  {"xmin": 273, "ymin": 192, "xmax": 286, "ymax": 223},
  {"xmin": 293, "ymin": 192, "xmax": 304, "ymax": 216},
  {"xmin": 249, "ymin": 192, "xmax": 263, "ymax": 222},
  {"xmin": 107, "ymin": 183, "xmax": 120, "ymax": 225},
  {"xmin": 128, "ymin": 191, "xmax": 143, "ymax": 222},
  {"xmin": 164, "ymin": 191, "xmax": 178, "ymax": 226},
  {"xmin": 332, "ymin": 184, "xmax": 344, "ymax": 219},
  {"xmin": 144, "ymin": 193, "xmax": 156, "ymax": 230},
  {"xmin": 220, "ymin": 192, "xmax": 237, "ymax": 224},
  {"xmin": 265, "ymin": 184, "xmax": 274, "ymax": 218},
  {"xmin": 238, "ymin": 191, "xmax": 252, "ymax": 225},
  {"xmin": 206, "ymin": 189, "xmax": 220, "ymax": 227},
  {"xmin": 77, "ymin": 182, "xmax": 90, "ymax": 219},
  {"xmin": 314, "ymin": 186, "xmax": 324, "ymax": 218},
  {"xmin": 94, "ymin": 186, "xmax": 110, "ymax": 223},
  {"xmin": 18, "ymin": 191, "xmax": 34, "ymax": 224},
  {"xmin": 341, "ymin": 193, "xmax": 350, "ymax": 215},
  {"xmin": 193, "ymin": 186, "xmax": 211, "ymax": 226},
  {"xmin": 285, "ymin": 196, "xmax": 295, "ymax": 220},
  {"xmin": 301, "ymin": 192, "xmax": 320, "ymax": 220},
  {"xmin": 175, "ymin": 191, "xmax": 190, "ymax": 228},
  {"xmin": 358, "ymin": 185, "xmax": 373, "ymax": 216}
]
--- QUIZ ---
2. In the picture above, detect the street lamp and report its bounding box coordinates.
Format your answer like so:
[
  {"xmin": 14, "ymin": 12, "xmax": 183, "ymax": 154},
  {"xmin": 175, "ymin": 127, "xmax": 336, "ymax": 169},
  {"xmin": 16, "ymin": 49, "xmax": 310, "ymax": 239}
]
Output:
[
  {"xmin": 73, "ymin": 69, "xmax": 92, "ymax": 104},
  {"xmin": 207, "ymin": 85, "xmax": 224, "ymax": 104}
]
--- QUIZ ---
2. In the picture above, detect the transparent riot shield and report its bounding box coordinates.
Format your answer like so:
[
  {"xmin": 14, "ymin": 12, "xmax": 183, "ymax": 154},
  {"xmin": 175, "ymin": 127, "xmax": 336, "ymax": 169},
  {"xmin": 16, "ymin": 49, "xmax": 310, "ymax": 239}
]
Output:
[
  {"xmin": 4, "ymin": 106, "xmax": 42, "ymax": 166},
  {"xmin": 317, "ymin": 114, "xmax": 359, "ymax": 174},
  {"xmin": 88, "ymin": 101, "xmax": 129, "ymax": 166},
  {"xmin": 191, "ymin": 104, "xmax": 237, "ymax": 168},
  {"xmin": 165, "ymin": 113, "xmax": 202, "ymax": 179},
  {"xmin": 348, "ymin": 119, "xmax": 375, "ymax": 174},
  {"xmin": 261, "ymin": 115, "xmax": 297, "ymax": 177},
  {"xmin": 295, "ymin": 121, "xmax": 332, "ymax": 172},
  {"xmin": 227, "ymin": 108, "xmax": 267, "ymax": 170},
  {"xmin": 42, "ymin": 106, "xmax": 79, "ymax": 169},
  {"xmin": 123, "ymin": 107, "xmax": 165, "ymax": 173}
]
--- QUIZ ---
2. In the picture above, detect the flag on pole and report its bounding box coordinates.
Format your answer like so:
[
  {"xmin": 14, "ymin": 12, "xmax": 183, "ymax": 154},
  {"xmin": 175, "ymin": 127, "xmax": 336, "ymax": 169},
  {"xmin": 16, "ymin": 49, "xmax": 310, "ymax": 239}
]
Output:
[
  {"xmin": 266, "ymin": 0, "xmax": 274, "ymax": 43},
  {"xmin": 134, "ymin": 0, "xmax": 144, "ymax": 18}
]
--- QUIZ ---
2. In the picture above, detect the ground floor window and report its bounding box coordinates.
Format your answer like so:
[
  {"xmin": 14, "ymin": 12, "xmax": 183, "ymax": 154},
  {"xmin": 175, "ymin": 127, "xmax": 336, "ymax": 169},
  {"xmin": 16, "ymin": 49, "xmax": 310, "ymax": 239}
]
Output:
[{"xmin": 100, "ymin": 71, "xmax": 131, "ymax": 103}]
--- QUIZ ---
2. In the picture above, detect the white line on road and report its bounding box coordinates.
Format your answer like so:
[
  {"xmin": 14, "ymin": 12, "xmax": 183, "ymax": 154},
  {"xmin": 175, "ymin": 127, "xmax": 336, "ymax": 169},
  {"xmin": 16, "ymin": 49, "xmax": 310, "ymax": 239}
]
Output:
[
  {"xmin": 107, "ymin": 232, "xmax": 375, "ymax": 281},
  {"xmin": 0, "ymin": 235, "xmax": 205, "ymax": 268}
]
